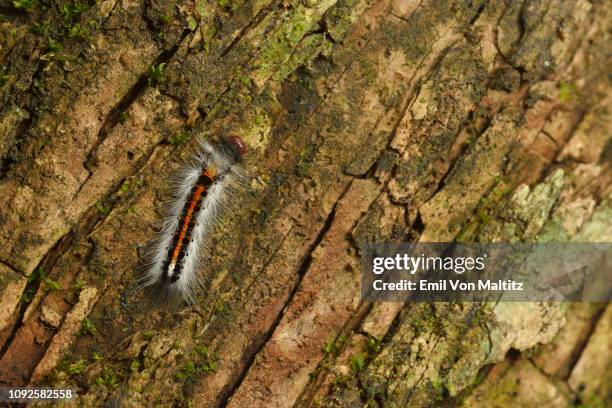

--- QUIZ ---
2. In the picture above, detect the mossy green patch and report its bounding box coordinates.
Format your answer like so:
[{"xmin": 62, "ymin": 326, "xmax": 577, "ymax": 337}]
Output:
[
  {"xmin": 117, "ymin": 177, "xmax": 145, "ymax": 202},
  {"xmin": 67, "ymin": 359, "xmax": 87, "ymax": 375},
  {"xmin": 175, "ymin": 344, "xmax": 217, "ymax": 381},
  {"xmin": 47, "ymin": 38, "xmax": 62, "ymax": 52},
  {"xmin": 78, "ymin": 318, "xmax": 98, "ymax": 337},
  {"xmin": 142, "ymin": 330, "xmax": 155, "ymax": 341},
  {"xmin": 573, "ymin": 395, "xmax": 606, "ymax": 408},
  {"xmin": 168, "ymin": 129, "xmax": 192, "ymax": 146},
  {"xmin": 27, "ymin": 266, "xmax": 45, "ymax": 284},
  {"xmin": 366, "ymin": 336, "xmax": 381, "ymax": 354},
  {"xmin": 96, "ymin": 366, "xmax": 120, "ymax": 388},
  {"xmin": 130, "ymin": 358, "xmax": 141, "ymax": 372},
  {"xmin": 148, "ymin": 63, "xmax": 166, "ymax": 87},
  {"xmin": 59, "ymin": 1, "xmax": 89, "ymax": 24},
  {"xmin": 252, "ymin": 2, "xmax": 337, "ymax": 85},
  {"xmin": 119, "ymin": 111, "xmax": 129, "ymax": 124},
  {"xmin": 349, "ymin": 352, "xmax": 366, "ymax": 373},
  {"xmin": 187, "ymin": 16, "xmax": 198, "ymax": 31},
  {"xmin": 559, "ymin": 81, "xmax": 576, "ymax": 103},
  {"xmin": 12, "ymin": 0, "xmax": 36, "ymax": 10},
  {"xmin": 43, "ymin": 276, "xmax": 61, "ymax": 291},
  {"xmin": 95, "ymin": 202, "xmax": 111, "ymax": 215},
  {"xmin": 31, "ymin": 21, "xmax": 50, "ymax": 35},
  {"xmin": 322, "ymin": 338, "xmax": 339, "ymax": 357},
  {"xmin": 273, "ymin": 34, "xmax": 331, "ymax": 82}
]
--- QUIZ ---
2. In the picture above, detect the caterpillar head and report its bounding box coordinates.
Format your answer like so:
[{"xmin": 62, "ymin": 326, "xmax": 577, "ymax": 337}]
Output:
[{"xmin": 227, "ymin": 135, "xmax": 247, "ymax": 156}]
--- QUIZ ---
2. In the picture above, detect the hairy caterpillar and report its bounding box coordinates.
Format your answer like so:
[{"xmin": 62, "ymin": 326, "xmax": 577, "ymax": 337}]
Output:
[{"xmin": 139, "ymin": 135, "xmax": 247, "ymax": 303}]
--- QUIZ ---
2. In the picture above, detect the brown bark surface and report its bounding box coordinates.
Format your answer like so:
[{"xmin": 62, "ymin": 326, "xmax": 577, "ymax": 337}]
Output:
[{"xmin": 0, "ymin": 0, "xmax": 610, "ymax": 406}]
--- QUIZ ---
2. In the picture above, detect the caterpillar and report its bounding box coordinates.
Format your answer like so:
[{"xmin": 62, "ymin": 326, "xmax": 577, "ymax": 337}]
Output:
[{"xmin": 139, "ymin": 135, "xmax": 247, "ymax": 303}]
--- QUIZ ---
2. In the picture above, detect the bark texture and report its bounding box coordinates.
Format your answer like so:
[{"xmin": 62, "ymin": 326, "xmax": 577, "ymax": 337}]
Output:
[{"xmin": 0, "ymin": 0, "xmax": 610, "ymax": 407}]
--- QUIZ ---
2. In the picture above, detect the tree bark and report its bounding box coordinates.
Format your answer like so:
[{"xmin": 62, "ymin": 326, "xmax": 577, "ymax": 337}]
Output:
[{"xmin": 0, "ymin": 0, "xmax": 610, "ymax": 407}]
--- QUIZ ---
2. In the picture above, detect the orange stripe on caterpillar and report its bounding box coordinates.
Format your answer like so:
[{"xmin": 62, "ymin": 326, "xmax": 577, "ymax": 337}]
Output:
[
  {"xmin": 170, "ymin": 185, "xmax": 206, "ymax": 263},
  {"xmin": 168, "ymin": 167, "xmax": 217, "ymax": 267}
]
